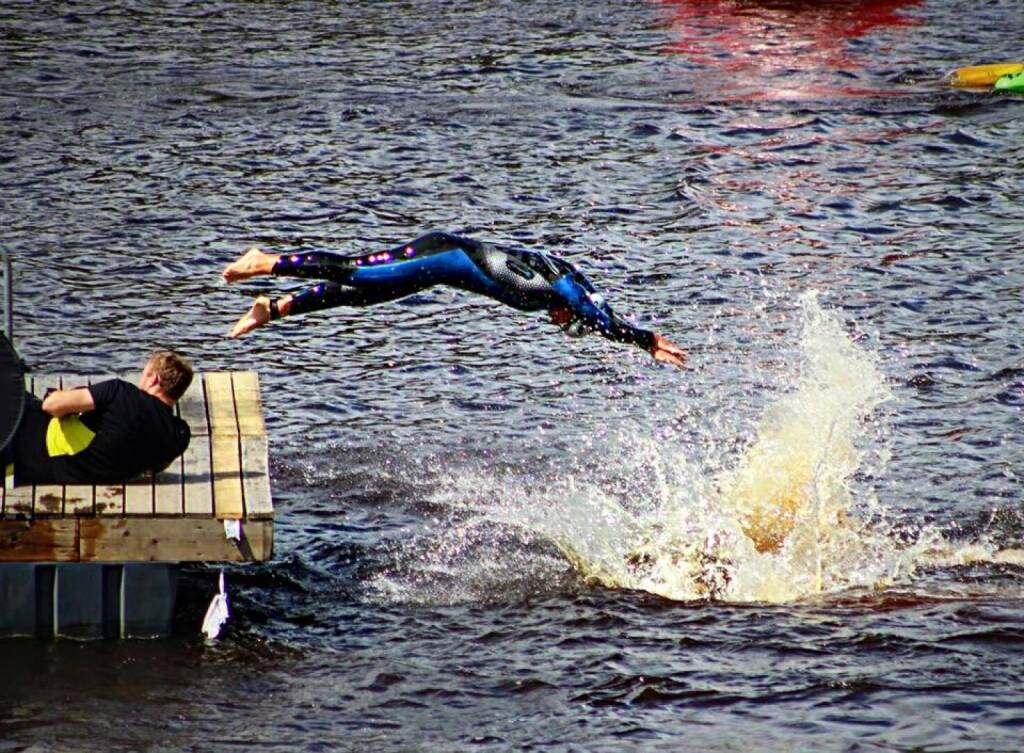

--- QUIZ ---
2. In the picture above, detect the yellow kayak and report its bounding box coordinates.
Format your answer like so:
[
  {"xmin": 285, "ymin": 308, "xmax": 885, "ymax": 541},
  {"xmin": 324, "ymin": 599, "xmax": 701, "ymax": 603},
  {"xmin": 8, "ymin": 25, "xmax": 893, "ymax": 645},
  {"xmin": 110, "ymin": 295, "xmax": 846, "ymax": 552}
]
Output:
[{"xmin": 946, "ymin": 62, "xmax": 1024, "ymax": 87}]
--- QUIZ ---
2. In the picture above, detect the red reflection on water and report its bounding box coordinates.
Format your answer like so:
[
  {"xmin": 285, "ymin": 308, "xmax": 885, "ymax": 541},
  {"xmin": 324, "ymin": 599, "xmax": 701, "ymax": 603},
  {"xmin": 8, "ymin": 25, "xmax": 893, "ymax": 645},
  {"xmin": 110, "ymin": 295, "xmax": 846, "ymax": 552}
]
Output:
[{"xmin": 653, "ymin": 0, "xmax": 922, "ymax": 98}]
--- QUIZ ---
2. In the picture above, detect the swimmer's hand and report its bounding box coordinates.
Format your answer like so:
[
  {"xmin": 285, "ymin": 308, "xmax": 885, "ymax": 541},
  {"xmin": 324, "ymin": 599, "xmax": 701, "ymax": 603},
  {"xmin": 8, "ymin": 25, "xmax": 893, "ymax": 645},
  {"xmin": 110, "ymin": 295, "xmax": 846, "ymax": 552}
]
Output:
[
  {"xmin": 650, "ymin": 333, "xmax": 687, "ymax": 368},
  {"xmin": 229, "ymin": 296, "xmax": 271, "ymax": 339}
]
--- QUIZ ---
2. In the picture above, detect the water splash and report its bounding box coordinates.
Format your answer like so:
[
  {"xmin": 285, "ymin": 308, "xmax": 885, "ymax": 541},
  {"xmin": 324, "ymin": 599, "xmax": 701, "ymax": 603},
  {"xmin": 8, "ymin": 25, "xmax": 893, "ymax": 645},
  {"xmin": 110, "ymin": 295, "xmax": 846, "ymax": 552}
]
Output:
[
  {"xmin": 371, "ymin": 293, "xmax": 1018, "ymax": 605},
  {"xmin": 500, "ymin": 291, "xmax": 925, "ymax": 603}
]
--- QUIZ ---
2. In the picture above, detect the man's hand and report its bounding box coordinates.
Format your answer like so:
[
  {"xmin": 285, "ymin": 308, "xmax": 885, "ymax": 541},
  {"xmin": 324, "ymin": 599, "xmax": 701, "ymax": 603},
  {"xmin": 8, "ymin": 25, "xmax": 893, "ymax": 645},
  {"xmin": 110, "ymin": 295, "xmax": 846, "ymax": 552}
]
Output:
[
  {"xmin": 42, "ymin": 387, "xmax": 96, "ymax": 417},
  {"xmin": 650, "ymin": 333, "xmax": 688, "ymax": 368}
]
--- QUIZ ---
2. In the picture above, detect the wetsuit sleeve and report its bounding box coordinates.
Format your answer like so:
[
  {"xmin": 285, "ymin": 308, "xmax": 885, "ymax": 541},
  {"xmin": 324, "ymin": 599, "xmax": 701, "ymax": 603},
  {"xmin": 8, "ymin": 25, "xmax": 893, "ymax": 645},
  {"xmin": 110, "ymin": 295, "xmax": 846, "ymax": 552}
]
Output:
[{"xmin": 550, "ymin": 274, "xmax": 656, "ymax": 351}]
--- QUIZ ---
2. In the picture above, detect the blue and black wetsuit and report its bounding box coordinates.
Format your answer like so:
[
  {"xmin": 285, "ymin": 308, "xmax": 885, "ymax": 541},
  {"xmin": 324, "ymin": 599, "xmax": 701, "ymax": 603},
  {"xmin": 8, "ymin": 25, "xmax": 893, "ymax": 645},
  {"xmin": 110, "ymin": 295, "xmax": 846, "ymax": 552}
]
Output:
[{"xmin": 273, "ymin": 232, "xmax": 656, "ymax": 350}]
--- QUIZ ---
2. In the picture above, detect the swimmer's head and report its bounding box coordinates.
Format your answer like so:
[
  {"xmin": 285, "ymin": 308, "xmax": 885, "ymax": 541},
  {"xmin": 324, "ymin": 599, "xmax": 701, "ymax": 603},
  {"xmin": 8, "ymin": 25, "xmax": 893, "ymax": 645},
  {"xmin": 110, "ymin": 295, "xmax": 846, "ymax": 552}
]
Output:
[
  {"xmin": 548, "ymin": 306, "xmax": 593, "ymax": 338},
  {"xmin": 548, "ymin": 307, "xmax": 572, "ymax": 326}
]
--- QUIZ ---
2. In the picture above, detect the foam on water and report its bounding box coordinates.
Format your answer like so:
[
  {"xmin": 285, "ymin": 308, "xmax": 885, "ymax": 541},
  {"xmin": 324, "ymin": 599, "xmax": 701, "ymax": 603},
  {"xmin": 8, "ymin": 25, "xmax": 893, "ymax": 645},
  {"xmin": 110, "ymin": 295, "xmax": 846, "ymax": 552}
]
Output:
[
  {"xmin": 371, "ymin": 293, "xmax": 1015, "ymax": 605},
  {"xmin": 503, "ymin": 292, "xmax": 916, "ymax": 602}
]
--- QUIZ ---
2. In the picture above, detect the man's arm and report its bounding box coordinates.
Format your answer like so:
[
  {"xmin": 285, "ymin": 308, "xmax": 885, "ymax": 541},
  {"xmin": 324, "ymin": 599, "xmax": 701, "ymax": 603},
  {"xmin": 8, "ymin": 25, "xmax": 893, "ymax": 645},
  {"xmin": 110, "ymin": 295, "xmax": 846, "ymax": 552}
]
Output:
[{"xmin": 41, "ymin": 387, "xmax": 96, "ymax": 418}]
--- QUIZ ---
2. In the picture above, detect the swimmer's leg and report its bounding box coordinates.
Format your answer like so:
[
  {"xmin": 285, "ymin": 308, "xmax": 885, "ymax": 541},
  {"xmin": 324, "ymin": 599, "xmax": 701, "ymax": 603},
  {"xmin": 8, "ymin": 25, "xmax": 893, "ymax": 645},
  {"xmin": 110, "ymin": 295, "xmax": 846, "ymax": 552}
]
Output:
[
  {"xmin": 227, "ymin": 233, "xmax": 502, "ymax": 337},
  {"xmin": 268, "ymin": 232, "xmax": 486, "ymax": 284},
  {"xmin": 228, "ymin": 282, "xmax": 412, "ymax": 339},
  {"xmin": 224, "ymin": 232, "xmax": 486, "ymax": 285},
  {"xmin": 288, "ymin": 280, "xmax": 425, "ymax": 314},
  {"xmin": 270, "ymin": 233, "xmax": 501, "ymax": 305}
]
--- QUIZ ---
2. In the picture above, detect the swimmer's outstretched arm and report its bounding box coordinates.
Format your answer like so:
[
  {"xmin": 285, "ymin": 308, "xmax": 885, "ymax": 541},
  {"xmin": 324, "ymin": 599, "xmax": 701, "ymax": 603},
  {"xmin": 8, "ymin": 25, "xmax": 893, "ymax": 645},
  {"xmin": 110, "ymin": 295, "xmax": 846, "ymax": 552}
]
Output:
[
  {"xmin": 549, "ymin": 273, "xmax": 689, "ymax": 368},
  {"xmin": 605, "ymin": 313, "xmax": 687, "ymax": 368}
]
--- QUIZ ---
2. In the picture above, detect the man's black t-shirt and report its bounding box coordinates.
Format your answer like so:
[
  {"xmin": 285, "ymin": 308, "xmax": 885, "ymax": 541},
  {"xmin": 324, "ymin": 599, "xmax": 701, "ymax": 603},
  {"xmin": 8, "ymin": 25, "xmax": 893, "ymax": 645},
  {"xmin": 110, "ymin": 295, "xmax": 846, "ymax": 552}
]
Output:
[{"xmin": 12, "ymin": 378, "xmax": 190, "ymax": 485}]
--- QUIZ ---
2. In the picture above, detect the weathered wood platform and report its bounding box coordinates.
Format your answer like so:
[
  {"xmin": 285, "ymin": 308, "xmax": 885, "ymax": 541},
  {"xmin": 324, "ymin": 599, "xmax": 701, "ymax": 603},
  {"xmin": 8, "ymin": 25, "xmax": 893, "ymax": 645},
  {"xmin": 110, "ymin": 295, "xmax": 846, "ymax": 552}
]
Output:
[{"xmin": 0, "ymin": 372, "xmax": 273, "ymax": 563}]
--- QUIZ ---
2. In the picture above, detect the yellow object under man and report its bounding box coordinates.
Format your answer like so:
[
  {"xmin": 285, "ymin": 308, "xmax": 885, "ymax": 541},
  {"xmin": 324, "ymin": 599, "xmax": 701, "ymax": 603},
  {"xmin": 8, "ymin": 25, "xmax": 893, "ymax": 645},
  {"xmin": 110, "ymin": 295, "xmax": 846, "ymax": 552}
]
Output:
[{"xmin": 45, "ymin": 415, "xmax": 96, "ymax": 457}]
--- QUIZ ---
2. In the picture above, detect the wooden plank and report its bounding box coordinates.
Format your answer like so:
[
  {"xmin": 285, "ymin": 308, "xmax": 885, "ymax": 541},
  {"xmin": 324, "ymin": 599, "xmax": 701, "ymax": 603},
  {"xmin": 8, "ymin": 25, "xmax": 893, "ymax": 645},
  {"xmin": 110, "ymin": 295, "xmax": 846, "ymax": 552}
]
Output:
[
  {"xmin": 154, "ymin": 457, "xmax": 184, "ymax": 516},
  {"xmin": 29, "ymin": 375, "xmax": 64, "ymax": 517},
  {"xmin": 3, "ymin": 485, "xmax": 34, "ymax": 519},
  {"xmin": 178, "ymin": 372, "xmax": 209, "ymax": 436},
  {"xmin": 63, "ymin": 485, "xmax": 95, "ymax": 517},
  {"xmin": 32, "ymin": 489, "xmax": 63, "ymax": 517},
  {"xmin": 79, "ymin": 518, "xmax": 273, "ymax": 562},
  {"xmin": 0, "ymin": 519, "xmax": 79, "ymax": 562},
  {"xmin": 211, "ymin": 435, "xmax": 244, "ymax": 520},
  {"xmin": 182, "ymin": 434, "xmax": 214, "ymax": 516},
  {"xmin": 205, "ymin": 372, "xmax": 238, "ymax": 437},
  {"xmin": 124, "ymin": 475, "xmax": 154, "ymax": 516},
  {"xmin": 241, "ymin": 435, "xmax": 273, "ymax": 519},
  {"xmin": 232, "ymin": 371, "xmax": 266, "ymax": 436},
  {"xmin": 96, "ymin": 485, "xmax": 125, "ymax": 516},
  {"xmin": 31, "ymin": 373, "xmax": 94, "ymax": 515}
]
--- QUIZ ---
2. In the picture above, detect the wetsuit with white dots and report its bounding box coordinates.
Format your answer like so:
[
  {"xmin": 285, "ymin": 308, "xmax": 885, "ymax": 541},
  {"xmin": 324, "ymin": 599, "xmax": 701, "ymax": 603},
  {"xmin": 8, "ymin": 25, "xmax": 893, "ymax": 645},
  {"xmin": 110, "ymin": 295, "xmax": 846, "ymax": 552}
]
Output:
[{"xmin": 272, "ymin": 232, "xmax": 656, "ymax": 350}]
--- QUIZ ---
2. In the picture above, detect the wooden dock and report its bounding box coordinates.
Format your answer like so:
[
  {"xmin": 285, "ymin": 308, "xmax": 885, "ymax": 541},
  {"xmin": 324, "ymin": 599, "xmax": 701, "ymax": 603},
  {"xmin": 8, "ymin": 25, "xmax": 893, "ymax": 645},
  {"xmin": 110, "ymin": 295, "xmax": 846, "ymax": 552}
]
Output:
[{"xmin": 0, "ymin": 372, "xmax": 273, "ymax": 564}]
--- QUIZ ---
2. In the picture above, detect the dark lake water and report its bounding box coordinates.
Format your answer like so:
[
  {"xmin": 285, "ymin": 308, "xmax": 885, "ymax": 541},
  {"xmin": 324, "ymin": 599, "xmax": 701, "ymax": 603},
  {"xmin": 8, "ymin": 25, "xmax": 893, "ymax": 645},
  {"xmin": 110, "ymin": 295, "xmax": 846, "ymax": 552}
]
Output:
[{"xmin": 2, "ymin": 0, "xmax": 1024, "ymax": 750}]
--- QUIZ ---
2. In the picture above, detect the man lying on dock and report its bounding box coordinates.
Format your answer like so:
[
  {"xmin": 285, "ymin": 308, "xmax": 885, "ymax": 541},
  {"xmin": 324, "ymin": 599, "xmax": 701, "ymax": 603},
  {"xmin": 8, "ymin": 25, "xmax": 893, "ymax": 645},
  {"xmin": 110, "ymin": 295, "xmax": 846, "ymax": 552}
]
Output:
[{"xmin": 6, "ymin": 350, "xmax": 193, "ymax": 486}]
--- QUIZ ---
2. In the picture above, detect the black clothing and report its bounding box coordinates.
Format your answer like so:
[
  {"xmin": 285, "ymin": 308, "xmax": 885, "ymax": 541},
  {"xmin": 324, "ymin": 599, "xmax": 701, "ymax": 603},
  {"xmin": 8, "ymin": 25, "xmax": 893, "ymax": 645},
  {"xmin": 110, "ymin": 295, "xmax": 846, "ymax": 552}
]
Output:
[
  {"xmin": 12, "ymin": 378, "xmax": 190, "ymax": 485},
  {"xmin": 0, "ymin": 333, "xmax": 26, "ymax": 453}
]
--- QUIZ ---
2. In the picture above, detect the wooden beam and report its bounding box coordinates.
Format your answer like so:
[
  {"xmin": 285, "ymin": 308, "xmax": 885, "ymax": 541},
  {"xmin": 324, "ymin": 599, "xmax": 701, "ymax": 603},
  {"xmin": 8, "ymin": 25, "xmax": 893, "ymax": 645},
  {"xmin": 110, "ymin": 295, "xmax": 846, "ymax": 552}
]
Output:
[
  {"xmin": 154, "ymin": 458, "xmax": 184, "ymax": 516},
  {"xmin": 96, "ymin": 485, "xmax": 125, "ymax": 516},
  {"xmin": 124, "ymin": 475, "xmax": 154, "ymax": 516},
  {"xmin": 178, "ymin": 372, "xmax": 209, "ymax": 437},
  {"xmin": 0, "ymin": 520, "xmax": 79, "ymax": 562},
  {"xmin": 241, "ymin": 436, "xmax": 273, "ymax": 519},
  {"xmin": 211, "ymin": 436, "xmax": 244, "ymax": 520},
  {"xmin": 182, "ymin": 435, "xmax": 214, "ymax": 516},
  {"xmin": 79, "ymin": 518, "xmax": 272, "ymax": 562},
  {"xmin": 205, "ymin": 372, "xmax": 238, "ymax": 437},
  {"xmin": 232, "ymin": 371, "xmax": 266, "ymax": 436}
]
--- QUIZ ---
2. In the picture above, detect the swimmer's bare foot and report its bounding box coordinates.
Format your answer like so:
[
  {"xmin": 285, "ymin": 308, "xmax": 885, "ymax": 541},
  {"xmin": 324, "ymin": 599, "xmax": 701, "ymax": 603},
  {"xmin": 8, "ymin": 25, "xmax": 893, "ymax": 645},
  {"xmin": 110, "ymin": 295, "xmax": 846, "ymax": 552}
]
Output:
[
  {"xmin": 229, "ymin": 296, "xmax": 271, "ymax": 338},
  {"xmin": 223, "ymin": 246, "xmax": 280, "ymax": 282}
]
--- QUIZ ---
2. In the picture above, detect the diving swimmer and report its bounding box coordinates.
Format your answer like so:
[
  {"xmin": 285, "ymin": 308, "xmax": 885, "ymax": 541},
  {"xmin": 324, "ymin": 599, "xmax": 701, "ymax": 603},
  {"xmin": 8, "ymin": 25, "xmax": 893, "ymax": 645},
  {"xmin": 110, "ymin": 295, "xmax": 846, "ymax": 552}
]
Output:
[{"xmin": 223, "ymin": 232, "xmax": 687, "ymax": 367}]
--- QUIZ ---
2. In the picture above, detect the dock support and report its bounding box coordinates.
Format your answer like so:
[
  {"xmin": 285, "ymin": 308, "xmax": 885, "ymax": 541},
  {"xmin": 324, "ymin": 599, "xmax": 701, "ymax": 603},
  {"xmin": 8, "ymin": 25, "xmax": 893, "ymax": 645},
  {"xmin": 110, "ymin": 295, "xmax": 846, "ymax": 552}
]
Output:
[{"xmin": 0, "ymin": 562, "xmax": 179, "ymax": 638}]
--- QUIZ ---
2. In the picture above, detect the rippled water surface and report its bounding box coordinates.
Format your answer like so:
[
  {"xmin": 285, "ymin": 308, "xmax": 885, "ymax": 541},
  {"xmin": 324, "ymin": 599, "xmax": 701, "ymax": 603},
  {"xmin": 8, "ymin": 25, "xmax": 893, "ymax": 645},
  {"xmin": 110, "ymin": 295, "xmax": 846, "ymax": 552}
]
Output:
[{"xmin": 2, "ymin": 0, "xmax": 1023, "ymax": 751}]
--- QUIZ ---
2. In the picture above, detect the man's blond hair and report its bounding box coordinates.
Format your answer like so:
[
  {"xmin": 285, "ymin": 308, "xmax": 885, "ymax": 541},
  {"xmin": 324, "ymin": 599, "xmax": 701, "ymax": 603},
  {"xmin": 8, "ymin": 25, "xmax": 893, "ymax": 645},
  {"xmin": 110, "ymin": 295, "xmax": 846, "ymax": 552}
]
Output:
[{"xmin": 149, "ymin": 350, "xmax": 194, "ymax": 401}]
